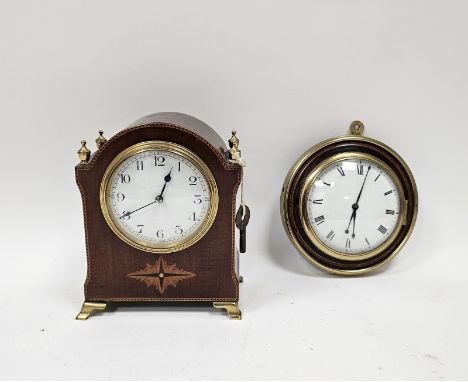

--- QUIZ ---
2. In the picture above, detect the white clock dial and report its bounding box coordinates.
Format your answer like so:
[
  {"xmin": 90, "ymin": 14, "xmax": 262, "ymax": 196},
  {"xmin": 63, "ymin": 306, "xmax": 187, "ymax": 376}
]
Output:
[
  {"xmin": 103, "ymin": 143, "xmax": 217, "ymax": 251},
  {"xmin": 305, "ymin": 157, "xmax": 402, "ymax": 256}
]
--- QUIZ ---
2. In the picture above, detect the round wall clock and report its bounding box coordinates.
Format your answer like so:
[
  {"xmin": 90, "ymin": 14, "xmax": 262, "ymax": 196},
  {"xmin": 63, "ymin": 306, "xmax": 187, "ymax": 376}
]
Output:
[
  {"xmin": 281, "ymin": 121, "xmax": 418, "ymax": 275},
  {"xmin": 75, "ymin": 113, "xmax": 246, "ymax": 319}
]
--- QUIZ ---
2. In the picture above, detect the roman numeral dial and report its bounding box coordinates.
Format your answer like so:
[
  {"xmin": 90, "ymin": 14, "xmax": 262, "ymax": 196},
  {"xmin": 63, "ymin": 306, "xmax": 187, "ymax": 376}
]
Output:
[{"xmin": 305, "ymin": 156, "xmax": 401, "ymax": 256}]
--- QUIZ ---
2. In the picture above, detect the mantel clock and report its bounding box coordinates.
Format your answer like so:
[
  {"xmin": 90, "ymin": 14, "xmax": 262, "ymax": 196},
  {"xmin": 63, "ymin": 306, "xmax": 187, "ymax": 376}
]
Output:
[
  {"xmin": 281, "ymin": 121, "xmax": 418, "ymax": 275},
  {"xmin": 75, "ymin": 113, "xmax": 248, "ymax": 319}
]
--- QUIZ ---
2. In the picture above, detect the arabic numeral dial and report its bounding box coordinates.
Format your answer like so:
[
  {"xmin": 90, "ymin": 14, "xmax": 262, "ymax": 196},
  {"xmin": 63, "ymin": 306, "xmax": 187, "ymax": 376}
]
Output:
[{"xmin": 104, "ymin": 146, "xmax": 215, "ymax": 250}]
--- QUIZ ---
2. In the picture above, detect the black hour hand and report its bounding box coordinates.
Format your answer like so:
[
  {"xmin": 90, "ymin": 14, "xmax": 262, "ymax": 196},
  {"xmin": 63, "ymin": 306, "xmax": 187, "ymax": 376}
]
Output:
[
  {"xmin": 158, "ymin": 168, "xmax": 173, "ymax": 199},
  {"xmin": 164, "ymin": 169, "xmax": 172, "ymax": 183}
]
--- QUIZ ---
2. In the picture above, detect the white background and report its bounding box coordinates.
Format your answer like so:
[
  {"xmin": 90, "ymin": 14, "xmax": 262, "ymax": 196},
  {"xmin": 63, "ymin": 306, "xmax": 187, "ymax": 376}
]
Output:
[{"xmin": 1, "ymin": 0, "xmax": 467, "ymax": 380}]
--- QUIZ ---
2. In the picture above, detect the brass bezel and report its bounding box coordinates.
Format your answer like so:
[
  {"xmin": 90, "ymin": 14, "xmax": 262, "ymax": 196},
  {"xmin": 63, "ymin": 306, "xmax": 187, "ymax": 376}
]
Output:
[
  {"xmin": 100, "ymin": 141, "xmax": 219, "ymax": 254},
  {"xmin": 299, "ymin": 152, "xmax": 405, "ymax": 261},
  {"xmin": 281, "ymin": 134, "xmax": 418, "ymax": 276}
]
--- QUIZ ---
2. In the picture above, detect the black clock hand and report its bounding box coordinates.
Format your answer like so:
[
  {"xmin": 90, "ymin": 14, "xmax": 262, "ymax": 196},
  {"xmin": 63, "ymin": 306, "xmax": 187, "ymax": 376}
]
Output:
[
  {"xmin": 351, "ymin": 165, "xmax": 371, "ymax": 236},
  {"xmin": 354, "ymin": 165, "xmax": 372, "ymax": 205},
  {"xmin": 119, "ymin": 200, "xmax": 158, "ymax": 219},
  {"xmin": 352, "ymin": 212, "xmax": 356, "ymax": 239},
  {"xmin": 157, "ymin": 167, "xmax": 173, "ymax": 199},
  {"xmin": 345, "ymin": 209, "xmax": 356, "ymax": 234},
  {"xmin": 345, "ymin": 165, "xmax": 371, "ymax": 235},
  {"xmin": 120, "ymin": 168, "xmax": 174, "ymax": 219}
]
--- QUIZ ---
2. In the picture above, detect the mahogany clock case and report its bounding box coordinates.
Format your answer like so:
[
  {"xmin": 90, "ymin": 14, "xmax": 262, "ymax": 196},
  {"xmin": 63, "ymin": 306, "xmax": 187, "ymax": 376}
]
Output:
[{"xmin": 76, "ymin": 113, "xmax": 242, "ymax": 302}]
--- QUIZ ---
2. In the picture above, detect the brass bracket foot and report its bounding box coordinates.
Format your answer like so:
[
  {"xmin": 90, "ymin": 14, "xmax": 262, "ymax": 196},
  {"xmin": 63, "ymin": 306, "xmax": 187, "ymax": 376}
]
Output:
[
  {"xmin": 213, "ymin": 301, "xmax": 242, "ymax": 320},
  {"xmin": 76, "ymin": 301, "xmax": 107, "ymax": 320}
]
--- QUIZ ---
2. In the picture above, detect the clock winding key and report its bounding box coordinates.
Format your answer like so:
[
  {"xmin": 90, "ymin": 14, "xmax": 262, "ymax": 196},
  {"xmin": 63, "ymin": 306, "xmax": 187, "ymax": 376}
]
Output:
[{"xmin": 236, "ymin": 205, "xmax": 250, "ymax": 253}]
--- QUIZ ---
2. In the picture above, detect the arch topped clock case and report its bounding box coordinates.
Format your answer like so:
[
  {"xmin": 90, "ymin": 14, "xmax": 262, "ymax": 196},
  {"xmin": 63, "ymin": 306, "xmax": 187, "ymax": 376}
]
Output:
[
  {"xmin": 281, "ymin": 121, "xmax": 418, "ymax": 275},
  {"xmin": 75, "ymin": 113, "xmax": 244, "ymax": 319}
]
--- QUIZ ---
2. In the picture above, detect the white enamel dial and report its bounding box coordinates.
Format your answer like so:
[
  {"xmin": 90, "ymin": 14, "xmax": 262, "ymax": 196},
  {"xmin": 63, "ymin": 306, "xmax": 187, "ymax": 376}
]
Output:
[
  {"xmin": 305, "ymin": 156, "xmax": 402, "ymax": 256},
  {"xmin": 103, "ymin": 143, "xmax": 217, "ymax": 252}
]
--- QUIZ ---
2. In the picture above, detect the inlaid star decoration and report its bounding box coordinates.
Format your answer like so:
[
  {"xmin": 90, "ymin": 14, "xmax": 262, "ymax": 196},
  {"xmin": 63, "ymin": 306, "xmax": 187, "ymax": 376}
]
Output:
[{"xmin": 127, "ymin": 257, "xmax": 196, "ymax": 294}]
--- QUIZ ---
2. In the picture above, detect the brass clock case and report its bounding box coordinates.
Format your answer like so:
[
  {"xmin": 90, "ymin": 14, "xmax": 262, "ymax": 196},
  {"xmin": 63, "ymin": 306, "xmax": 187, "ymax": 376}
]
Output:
[
  {"xmin": 299, "ymin": 152, "xmax": 406, "ymax": 262},
  {"xmin": 100, "ymin": 140, "xmax": 219, "ymax": 254},
  {"xmin": 281, "ymin": 128, "xmax": 418, "ymax": 275}
]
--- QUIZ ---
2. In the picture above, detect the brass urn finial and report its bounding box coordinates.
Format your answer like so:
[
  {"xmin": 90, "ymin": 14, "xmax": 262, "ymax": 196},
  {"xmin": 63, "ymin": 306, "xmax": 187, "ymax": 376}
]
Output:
[
  {"xmin": 349, "ymin": 121, "xmax": 364, "ymax": 136},
  {"xmin": 77, "ymin": 140, "xmax": 91, "ymax": 164},
  {"xmin": 95, "ymin": 130, "xmax": 107, "ymax": 149},
  {"xmin": 228, "ymin": 130, "xmax": 243, "ymax": 163}
]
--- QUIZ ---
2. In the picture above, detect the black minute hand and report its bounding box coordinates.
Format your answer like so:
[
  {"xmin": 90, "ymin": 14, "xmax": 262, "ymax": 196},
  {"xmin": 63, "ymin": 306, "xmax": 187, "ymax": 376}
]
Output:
[
  {"xmin": 355, "ymin": 165, "xmax": 372, "ymax": 205},
  {"xmin": 119, "ymin": 200, "xmax": 158, "ymax": 219},
  {"xmin": 345, "ymin": 165, "xmax": 371, "ymax": 235}
]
